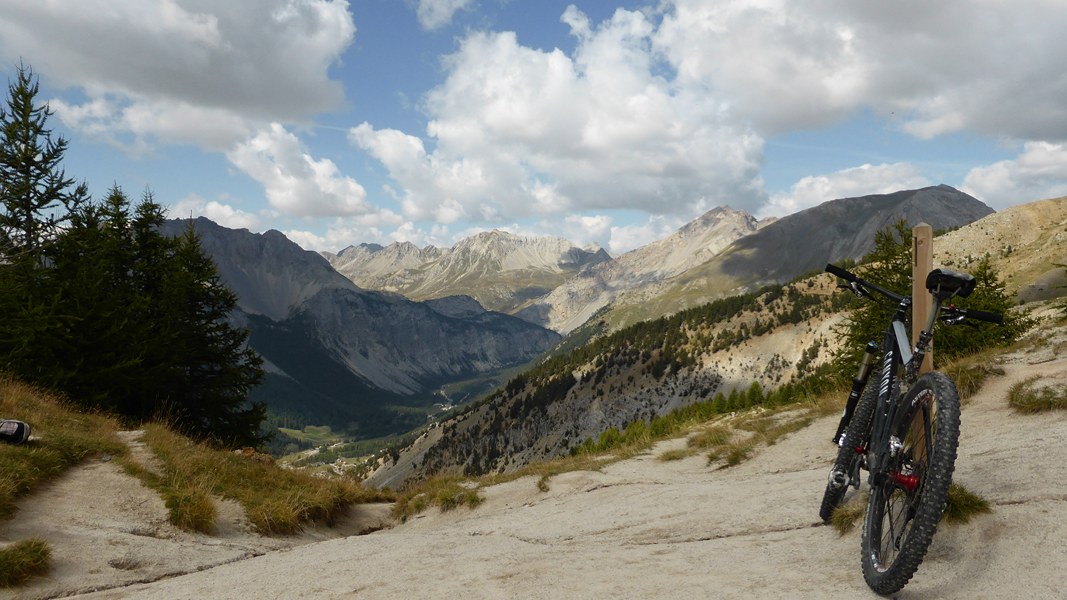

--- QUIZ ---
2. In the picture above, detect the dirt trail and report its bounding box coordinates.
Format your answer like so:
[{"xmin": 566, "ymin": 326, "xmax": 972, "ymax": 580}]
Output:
[{"xmin": 4, "ymin": 322, "xmax": 1067, "ymax": 600}]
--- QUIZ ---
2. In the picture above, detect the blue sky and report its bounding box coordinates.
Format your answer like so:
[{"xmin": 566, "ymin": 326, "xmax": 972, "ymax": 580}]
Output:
[{"xmin": 2, "ymin": 0, "xmax": 1066, "ymax": 255}]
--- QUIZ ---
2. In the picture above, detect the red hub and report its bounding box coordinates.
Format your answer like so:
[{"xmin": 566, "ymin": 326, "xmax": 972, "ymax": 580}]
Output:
[{"xmin": 891, "ymin": 471, "xmax": 920, "ymax": 493}]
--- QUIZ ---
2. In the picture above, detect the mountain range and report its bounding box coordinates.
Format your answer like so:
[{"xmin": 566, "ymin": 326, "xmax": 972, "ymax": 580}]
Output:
[
  {"xmin": 168, "ymin": 185, "xmax": 998, "ymax": 445},
  {"xmin": 514, "ymin": 205, "xmax": 765, "ymax": 333},
  {"xmin": 331, "ymin": 185, "xmax": 993, "ymax": 334},
  {"xmin": 591, "ymin": 184, "xmax": 995, "ymax": 331},
  {"xmin": 161, "ymin": 218, "xmax": 561, "ymax": 440},
  {"xmin": 325, "ymin": 231, "xmax": 609, "ymax": 314}
]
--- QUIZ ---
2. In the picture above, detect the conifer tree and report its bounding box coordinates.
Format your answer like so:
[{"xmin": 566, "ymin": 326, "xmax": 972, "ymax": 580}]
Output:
[
  {"xmin": 0, "ymin": 62, "xmax": 86, "ymax": 259},
  {"xmin": 832, "ymin": 220, "xmax": 1029, "ymax": 377},
  {"xmin": 153, "ymin": 224, "xmax": 265, "ymax": 446},
  {"xmin": 0, "ymin": 63, "xmax": 88, "ymax": 384},
  {"xmin": 41, "ymin": 188, "xmax": 145, "ymax": 411},
  {"xmin": 0, "ymin": 65, "xmax": 265, "ymax": 447}
]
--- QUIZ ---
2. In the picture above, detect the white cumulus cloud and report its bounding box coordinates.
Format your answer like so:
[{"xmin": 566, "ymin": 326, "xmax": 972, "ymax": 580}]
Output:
[
  {"xmin": 560, "ymin": 214, "xmax": 614, "ymax": 251},
  {"xmin": 169, "ymin": 194, "xmax": 261, "ymax": 230},
  {"xmin": 654, "ymin": 0, "xmax": 1067, "ymax": 142},
  {"xmin": 606, "ymin": 215, "xmax": 690, "ymax": 256},
  {"xmin": 0, "ymin": 0, "xmax": 355, "ymax": 150},
  {"xmin": 962, "ymin": 142, "xmax": 1067, "ymax": 209},
  {"xmin": 351, "ymin": 7, "xmax": 765, "ymax": 227},
  {"xmin": 414, "ymin": 0, "xmax": 472, "ymax": 30},
  {"xmin": 227, "ymin": 124, "xmax": 371, "ymax": 218},
  {"xmin": 760, "ymin": 163, "xmax": 931, "ymax": 219}
]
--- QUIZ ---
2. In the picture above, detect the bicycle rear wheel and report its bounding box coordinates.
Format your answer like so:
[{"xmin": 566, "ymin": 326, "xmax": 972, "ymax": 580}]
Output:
[
  {"xmin": 819, "ymin": 379, "xmax": 878, "ymax": 522},
  {"xmin": 861, "ymin": 371, "xmax": 960, "ymax": 595}
]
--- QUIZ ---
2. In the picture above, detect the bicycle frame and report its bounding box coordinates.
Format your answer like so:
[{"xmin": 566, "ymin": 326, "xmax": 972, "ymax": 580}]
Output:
[
  {"xmin": 834, "ymin": 273, "xmax": 949, "ymax": 484},
  {"xmin": 870, "ymin": 292, "xmax": 930, "ymax": 478}
]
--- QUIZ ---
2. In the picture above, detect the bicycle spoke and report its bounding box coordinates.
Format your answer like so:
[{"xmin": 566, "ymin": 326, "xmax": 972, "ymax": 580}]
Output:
[{"xmin": 873, "ymin": 483, "xmax": 912, "ymax": 571}]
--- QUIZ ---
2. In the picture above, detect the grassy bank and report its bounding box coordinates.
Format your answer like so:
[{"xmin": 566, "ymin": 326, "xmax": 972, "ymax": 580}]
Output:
[
  {"xmin": 0, "ymin": 374, "xmax": 397, "ymax": 589},
  {"xmin": 126, "ymin": 423, "xmax": 395, "ymax": 534}
]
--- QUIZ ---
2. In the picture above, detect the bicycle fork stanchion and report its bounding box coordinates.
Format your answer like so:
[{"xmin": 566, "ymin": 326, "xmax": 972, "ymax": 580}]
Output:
[{"xmin": 833, "ymin": 340, "xmax": 880, "ymax": 445}]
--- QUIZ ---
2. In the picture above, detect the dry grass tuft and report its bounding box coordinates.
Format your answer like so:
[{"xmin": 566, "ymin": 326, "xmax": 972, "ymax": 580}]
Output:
[
  {"xmin": 831, "ymin": 489, "xmax": 869, "ymax": 535},
  {"xmin": 1008, "ymin": 376, "xmax": 1067, "ymax": 414},
  {"xmin": 0, "ymin": 376, "xmax": 126, "ymax": 521},
  {"xmin": 162, "ymin": 477, "xmax": 219, "ymax": 534},
  {"xmin": 481, "ymin": 452, "xmax": 617, "ymax": 494},
  {"xmin": 942, "ymin": 483, "xmax": 993, "ymax": 524},
  {"xmin": 688, "ymin": 426, "xmax": 732, "ymax": 449},
  {"xmin": 708, "ymin": 440, "xmax": 757, "ymax": 468},
  {"xmin": 807, "ymin": 386, "xmax": 851, "ymax": 417},
  {"xmin": 0, "ymin": 538, "xmax": 51, "ymax": 587},
  {"xmin": 129, "ymin": 423, "xmax": 390, "ymax": 535},
  {"xmin": 0, "ymin": 377, "xmax": 126, "ymax": 587},
  {"xmin": 657, "ymin": 449, "xmax": 690, "ymax": 462},
  {"xmin": 942, "ymin": 356, "xmax": 1005, "ymax": 403},
  {"xmin": 391, "ymin": 476, "xmax": 484, "ymax": 522},
  {"xmin": 827, "ymin": 483, "xmax": 991, "ymax": 536}
]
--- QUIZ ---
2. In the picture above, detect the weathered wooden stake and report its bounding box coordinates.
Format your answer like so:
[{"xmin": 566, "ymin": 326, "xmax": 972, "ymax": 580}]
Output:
[{"xmin": 912, "ymin": 223, "xmax": 934, "ymax": 373}]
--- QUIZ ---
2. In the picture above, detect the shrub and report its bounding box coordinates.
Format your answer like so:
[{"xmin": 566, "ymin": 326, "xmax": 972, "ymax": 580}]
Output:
[{"xmin": 832, "ymin": 222, "xmax": 1029, "ymax": 379}]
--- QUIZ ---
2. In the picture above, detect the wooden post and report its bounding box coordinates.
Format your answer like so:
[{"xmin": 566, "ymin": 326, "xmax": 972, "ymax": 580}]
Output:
[{"xmin": 912, "ymin": 223, "xmax": 934, "ymax": 373}]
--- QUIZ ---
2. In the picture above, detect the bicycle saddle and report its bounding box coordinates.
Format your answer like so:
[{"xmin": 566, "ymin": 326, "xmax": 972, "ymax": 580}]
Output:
[{"xmin": 925, "ymin": 268, "xmax": 976, "ymax": 298}]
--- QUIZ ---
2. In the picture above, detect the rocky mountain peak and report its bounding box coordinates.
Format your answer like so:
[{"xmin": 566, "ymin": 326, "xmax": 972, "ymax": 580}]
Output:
[
  {"xmin": 678, "ymin": 205, "xmax": 754, "ymax": 235},
  {"xmin": 325, "ymin": 228, "xmax": 610, "ymax": 313},
  {"xmin": 446, "ymin": 229, "xmax": 601, "ymax": 273},
  {"xmin": 336, "ymin": 243, "xmax": 383, "ymax": 258},
  {"xmin": 514, "ymin": 206, "xmax": 761, "ymax": 333}
]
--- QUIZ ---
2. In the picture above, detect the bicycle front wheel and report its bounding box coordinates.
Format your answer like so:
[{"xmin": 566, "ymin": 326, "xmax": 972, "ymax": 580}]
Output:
[{"xmin": 861, "ymin": 371, "xmax": 961, "ymax": 595}]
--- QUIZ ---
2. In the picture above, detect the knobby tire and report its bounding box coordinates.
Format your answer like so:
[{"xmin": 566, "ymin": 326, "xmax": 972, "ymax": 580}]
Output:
[
  {"xmin": 819, "ymin": 379, "xmax": 879, "ymax": 522},
  {"xmin": 860, "ymin": 371, "xmax": 961, "ymax": 596}
]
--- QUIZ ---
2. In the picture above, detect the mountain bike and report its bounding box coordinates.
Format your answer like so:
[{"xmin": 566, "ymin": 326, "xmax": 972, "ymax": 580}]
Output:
[{"xmin": 817, "ymin": 262, "xmax": 1002, "ymax": 595}]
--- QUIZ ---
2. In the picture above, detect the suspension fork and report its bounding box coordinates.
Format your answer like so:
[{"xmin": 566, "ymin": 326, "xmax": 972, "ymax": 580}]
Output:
[{"xmin": 832, "ymin": 340, "xmax": 880, "ymax": 445}]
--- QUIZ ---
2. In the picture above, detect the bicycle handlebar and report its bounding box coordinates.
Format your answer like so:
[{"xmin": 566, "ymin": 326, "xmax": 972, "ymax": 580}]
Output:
[
  {"xmin": 825, "ymin": 263, "xmax": 1005, "ymax": 326},
  {"xmin": 824, "ymin": 263, "xmax": 905, "ymax": 304},
  {"xmin": 957, "ymin": 307, "xmax": 1004, "ymax": 325},
  {"xmin": 824, "ymin": 262, "xmax": 856, "ymax": 282}
]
